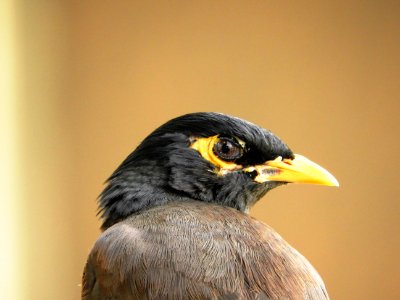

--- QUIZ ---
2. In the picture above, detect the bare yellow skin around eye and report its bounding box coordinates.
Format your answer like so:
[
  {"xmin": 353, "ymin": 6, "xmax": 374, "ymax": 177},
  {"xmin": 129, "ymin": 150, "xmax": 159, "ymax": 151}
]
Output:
[{"xmin": 190, "ymin": 136, "xmax": 242, "ymax": 174}]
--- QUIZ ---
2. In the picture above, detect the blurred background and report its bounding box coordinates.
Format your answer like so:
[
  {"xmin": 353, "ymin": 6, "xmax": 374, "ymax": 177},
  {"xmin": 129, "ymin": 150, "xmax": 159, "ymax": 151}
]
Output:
[{"xmin": 1, "ymin": 1, "xmax": 399, "ymax": 299}]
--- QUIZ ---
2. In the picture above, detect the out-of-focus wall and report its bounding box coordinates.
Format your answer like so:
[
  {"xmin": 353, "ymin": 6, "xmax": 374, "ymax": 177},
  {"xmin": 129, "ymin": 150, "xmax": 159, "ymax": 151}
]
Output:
[
  {"xmin": 1, "ymin": 1, "xmax": 20, "ymax": 299},
  {"xmin": 5, "ymin": 1, "xmax": 78, "ymax": 299},
  {"xmin": 2, "ymin": 1, "xmax": 399, "ymax": 299}
]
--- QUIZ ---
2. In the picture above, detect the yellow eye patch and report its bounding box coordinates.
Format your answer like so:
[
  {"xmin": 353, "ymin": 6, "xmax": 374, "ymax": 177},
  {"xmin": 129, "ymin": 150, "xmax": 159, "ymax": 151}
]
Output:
[
  {"xmin": 190, "ymin": 136, "xmax": 339, "ymax": 187},
  {"xmin": 190, "ymin": 135, "xmax": 243, "ymax": 174}
]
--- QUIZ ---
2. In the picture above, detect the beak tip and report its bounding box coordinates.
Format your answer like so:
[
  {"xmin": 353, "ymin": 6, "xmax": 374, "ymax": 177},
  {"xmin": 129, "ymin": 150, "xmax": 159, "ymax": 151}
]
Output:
[
  {"xmin": 333, "ymin": 181, "xmax": 340, "ymax": 187},
  {"xmin": 326, "ymin": 176, "xmax": 339, "ymax": 187}
]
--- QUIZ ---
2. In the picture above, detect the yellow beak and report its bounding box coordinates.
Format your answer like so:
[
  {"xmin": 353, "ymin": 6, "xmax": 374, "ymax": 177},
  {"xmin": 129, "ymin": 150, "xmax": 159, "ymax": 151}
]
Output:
[{"xmin": 245, "ymin": 154, "xmax": 339, "ymax": 186}]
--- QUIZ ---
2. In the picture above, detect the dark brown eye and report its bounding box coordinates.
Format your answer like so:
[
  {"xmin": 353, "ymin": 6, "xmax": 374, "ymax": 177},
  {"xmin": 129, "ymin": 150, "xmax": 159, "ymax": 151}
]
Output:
[{"xmin": 213, "ymin": 137, "xmax": 243, "ymax": 161}]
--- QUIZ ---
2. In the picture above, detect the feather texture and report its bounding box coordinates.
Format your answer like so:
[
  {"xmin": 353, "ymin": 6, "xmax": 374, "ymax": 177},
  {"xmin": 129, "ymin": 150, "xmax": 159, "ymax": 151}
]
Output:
[{"xmin": 83, "ymin": 201, "xmax": 328, "ymax": 300}]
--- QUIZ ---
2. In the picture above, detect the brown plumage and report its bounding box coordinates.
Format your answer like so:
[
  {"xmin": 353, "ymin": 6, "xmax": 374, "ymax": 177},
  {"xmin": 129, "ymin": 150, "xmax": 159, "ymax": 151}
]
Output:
[
  {"xmin": 82, "ymin": 113, "xmax": 338, "ymax": 299},
  {"xmin": 83, "ymin": 201, "xmax": 328, "ymax": 299}
]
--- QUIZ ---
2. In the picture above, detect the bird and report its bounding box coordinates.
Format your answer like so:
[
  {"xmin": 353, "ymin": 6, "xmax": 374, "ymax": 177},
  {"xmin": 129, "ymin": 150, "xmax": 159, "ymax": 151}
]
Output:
[{"xmin": 82, "ymin": 112, "xmax": 338, "ymax": 300}]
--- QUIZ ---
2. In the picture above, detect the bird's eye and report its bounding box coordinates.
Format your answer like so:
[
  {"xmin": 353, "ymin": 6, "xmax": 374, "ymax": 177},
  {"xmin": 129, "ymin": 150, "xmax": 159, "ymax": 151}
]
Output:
[{"xmin": 213, "ymin": 137, "xmax": 243, "ymax": 161}]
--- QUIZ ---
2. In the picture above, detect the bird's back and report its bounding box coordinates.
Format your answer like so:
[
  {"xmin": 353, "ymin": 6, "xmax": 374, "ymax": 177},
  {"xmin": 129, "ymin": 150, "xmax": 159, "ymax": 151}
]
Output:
[{"xmin": 82, "ymin": 201, "xmax": 328, "ymax": 300}]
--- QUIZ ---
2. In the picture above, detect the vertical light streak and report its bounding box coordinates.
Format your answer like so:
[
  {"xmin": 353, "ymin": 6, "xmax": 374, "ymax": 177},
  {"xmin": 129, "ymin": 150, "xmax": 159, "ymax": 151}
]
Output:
[{"xmin": 0, "ymin": 1, "xmax": 21, "ymax": 299}]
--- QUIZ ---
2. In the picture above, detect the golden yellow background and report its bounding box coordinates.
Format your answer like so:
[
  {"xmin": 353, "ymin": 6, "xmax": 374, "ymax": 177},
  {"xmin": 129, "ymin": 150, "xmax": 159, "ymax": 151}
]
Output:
[{"xmin": 2, "ymin": 1, "xmax": 399, "ymax": 299}]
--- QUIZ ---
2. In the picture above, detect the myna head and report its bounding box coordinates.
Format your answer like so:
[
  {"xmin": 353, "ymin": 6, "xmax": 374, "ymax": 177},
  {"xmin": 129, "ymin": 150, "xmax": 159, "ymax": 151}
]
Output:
[{"xmin": 99, "ymin": 112, "xmax": 338, "ymax": 230}]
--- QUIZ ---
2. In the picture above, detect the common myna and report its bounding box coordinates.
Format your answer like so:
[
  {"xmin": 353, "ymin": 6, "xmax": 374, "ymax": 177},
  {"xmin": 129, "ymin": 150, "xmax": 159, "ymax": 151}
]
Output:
[{"xmin": 82, "ymin": 112, "xmax": 338, "ymax": 300}]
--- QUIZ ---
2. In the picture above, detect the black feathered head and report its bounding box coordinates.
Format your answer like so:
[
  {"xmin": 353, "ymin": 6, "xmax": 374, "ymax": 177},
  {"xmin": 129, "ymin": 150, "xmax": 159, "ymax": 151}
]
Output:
[{"xmin": 99, "ymin": 112, "xmax": 338, "ymax": 230}]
